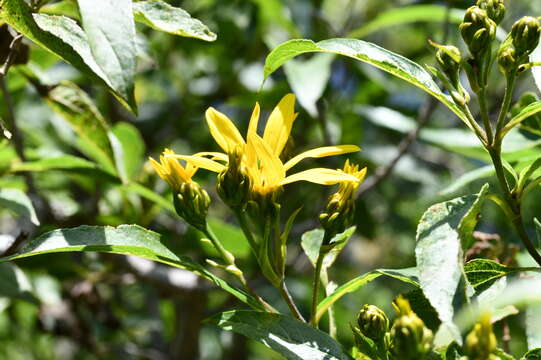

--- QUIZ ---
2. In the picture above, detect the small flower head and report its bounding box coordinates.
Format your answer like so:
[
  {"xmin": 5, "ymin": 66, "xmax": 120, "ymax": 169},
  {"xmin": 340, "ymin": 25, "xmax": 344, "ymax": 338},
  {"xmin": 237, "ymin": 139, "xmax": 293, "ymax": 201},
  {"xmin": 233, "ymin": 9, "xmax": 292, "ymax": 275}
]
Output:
[
  {"xmin": 431, "ymin": 41, "xmax": 462, "ymax": 87},
  {"xmin": 389, "ymin": 297, "xmax": 433, "ymax": 360},
  {"xmin": 464, "ymin": 313, "xmax": 498, "ymax": 360},
  {"xmin": 511, "ymin": 16, "xmax": 541, "ymax": 57},
  {"xmin": 356, "ymin": 304, "xmax": 389, "ymax": 342},
  {"xmin": 477, "ymin": 0, "xmax": 505, "ymax": 25},
  {"xmin": 149, "ymin": 148, "xmax": 196, "ymax": 192},
  {"xmin": 150, "ymin": 149, "xmax": 210, "ymax": 230},
  {"xmin": 460, "ymin": 6, "xmax": 497, "ymax": 57},
  {"xmin": 319, "ymin": 160, "xmax": 366, "ymax": 242}
]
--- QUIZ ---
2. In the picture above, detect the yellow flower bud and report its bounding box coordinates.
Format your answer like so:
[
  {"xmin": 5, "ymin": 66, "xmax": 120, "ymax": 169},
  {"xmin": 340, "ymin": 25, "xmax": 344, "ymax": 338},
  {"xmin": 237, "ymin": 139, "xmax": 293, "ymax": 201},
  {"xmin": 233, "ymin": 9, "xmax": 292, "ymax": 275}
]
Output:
[
  {"xmin": 477, "ymin": 0, "xmax": 505, "ymax": 25},
  {"xmin": 464, "ymin": 313, "xmax": 498, "ymax": 360},
  {"xmin": 217, "ymin": 146, "xmax": 251, "ymax": 209},
  {"xmin": 357, "ymin": 304, "xmax": 389, "ymax": 342},
  {"xmin": 460, "ymin": 6, "xmax": 496, "ymax": 57},
  {"xmin": 511, "ymin": 16, "xmax": 541, "ymax": 57}
]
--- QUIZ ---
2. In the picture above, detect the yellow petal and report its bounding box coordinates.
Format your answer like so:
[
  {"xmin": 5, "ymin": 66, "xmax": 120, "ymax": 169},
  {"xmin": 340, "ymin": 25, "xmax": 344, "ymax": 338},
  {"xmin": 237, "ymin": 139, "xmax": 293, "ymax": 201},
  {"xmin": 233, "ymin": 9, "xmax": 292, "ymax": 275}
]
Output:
[
  {"xmin": 205, "ymin": 107, "xmax": 245, "ymax": 152},
  {"xmin": 280, "ymin": 168, "xmax": 361, "ymax": 186},
  {"xmin": 193, "ymin": 151, "xmax": 229, "ymax": 162},
  {"xmin": 247, "ymin": 102, "xmax": 260, "ymax": 137},
  {"xmin": 247, "ymin": 133, "xmax": 285, "ymax": 188},
  {"xmin": 263, "ymin": 93, "xmax": 297, "ymax": 156},
  {"xmin": 283, "ymin": 145, "xmax": 361, "ymax": 171},
  {"xmin": 169, "ymin": 154, "xmax": 226, "ymax": 173}
]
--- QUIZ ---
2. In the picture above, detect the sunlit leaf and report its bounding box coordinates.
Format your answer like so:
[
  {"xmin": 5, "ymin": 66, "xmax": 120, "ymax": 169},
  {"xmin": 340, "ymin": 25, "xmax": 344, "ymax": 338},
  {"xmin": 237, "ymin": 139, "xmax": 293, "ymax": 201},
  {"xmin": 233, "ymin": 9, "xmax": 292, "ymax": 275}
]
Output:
[
  {"xmin": 133, "ymin": 0, "xmax": 216, "ymax": 41},
  {"xmin": 207, "ymin": 310, "xmax": 353, "ymax": 360},
  {"xmin": 0, "ymin": 188, "xmax": 39, "ymax": 225},
  {"xmin": 0, "ymin": 225, "xmax": 265, "ymax": 311},
  {"xmin": 415, "ymin": 184, "xmax": 489, "ymax": 344}
]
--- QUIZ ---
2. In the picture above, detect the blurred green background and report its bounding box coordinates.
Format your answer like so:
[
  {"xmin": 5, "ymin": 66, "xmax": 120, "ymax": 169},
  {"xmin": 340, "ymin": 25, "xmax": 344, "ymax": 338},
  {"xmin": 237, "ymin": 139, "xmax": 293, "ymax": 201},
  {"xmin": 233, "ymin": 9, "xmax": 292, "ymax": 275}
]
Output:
[{"xmin": 1, "ymin": 0, "xmax": 540, "ymax": 358}]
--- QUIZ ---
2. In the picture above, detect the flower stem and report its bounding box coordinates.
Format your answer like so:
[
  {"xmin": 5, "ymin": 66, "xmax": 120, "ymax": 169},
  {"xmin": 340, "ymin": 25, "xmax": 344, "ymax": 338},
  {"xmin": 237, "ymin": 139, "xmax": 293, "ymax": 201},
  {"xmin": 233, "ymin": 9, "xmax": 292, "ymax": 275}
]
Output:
[
  {"xmin": 310, "ymin": 251, "xmax": 325, "ymax": 326},
  {"xmin": 279, "ymin": 280, "xmax": 305, "ymax": 322},
  {"xmin": 203, "ymin": 222, "xmax": 276, "ymax": 312},
  {"xmin": 477, "ymin": 87, "xmax": 493, "ymax": 144}
]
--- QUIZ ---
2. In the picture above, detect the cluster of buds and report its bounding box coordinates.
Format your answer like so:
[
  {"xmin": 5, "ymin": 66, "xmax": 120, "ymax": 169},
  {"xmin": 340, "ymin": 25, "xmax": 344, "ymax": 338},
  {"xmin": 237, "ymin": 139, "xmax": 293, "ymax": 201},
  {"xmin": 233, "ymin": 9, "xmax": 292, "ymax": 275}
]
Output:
[
  {"xmin": 498, "ymin": 16, "xmax": 541, "ymax": 74},
  {"xmin": 149, "ymin": 149, "xmax": 210, "ymax": 231},
  {"xmin": 216, "ymin": 146, "xmax": 251, "ymax": 209},
  {"xmin": 389, "ymin": 297, "xmax": 433, "ymax": 360},
  {"xmin": 319, "ymin": 160, "xmax": 366, "ymax": 243},
  {"xmin": 460, "ymin": 6, "xmax": 497, "ymax": 58},
  {"xmin": 464, "ymin": 314, "xmax": 498, "ymax": 360}
]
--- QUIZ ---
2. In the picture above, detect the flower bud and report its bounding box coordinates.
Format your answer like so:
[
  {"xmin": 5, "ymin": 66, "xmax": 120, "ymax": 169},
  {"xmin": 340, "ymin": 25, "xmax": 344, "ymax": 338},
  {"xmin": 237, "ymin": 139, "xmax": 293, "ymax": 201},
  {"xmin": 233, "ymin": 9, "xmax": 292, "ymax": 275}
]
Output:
[
  {"xmin": 434, "ymin": 44, "xmax": 462, "ymax": 86},
  {"xmin": 464, "ymin": 314, "xmax": 498, "ymax": 360},
  {"xmin": 497, "ymin": 44, "xmax": 517, "ymax": 74},
  {"xmin": 389, "ymin": 297, "xmax": 433, "ymax": 360},
  {"xmin": 216, "ymin": 146, "xmax": 251, "ymax": 209},
  {"xmin": 460, "ymin": 6, "xmax": 496, "ymax": 57},
  {"xmin": 511, "ymin": 16, "xmax": 541, "ymax": 57},
  {"xmin": 356, "ymin": 304, "xmax": 389, "ymax": 342},
  {"xmin": 320, "ymin": 161, "xmax": 366, "ymax": 243},
  {"xmin": 477, "ymin": 0, "xmax": 505, "ymax": 25},
  {"xmin": 174, "ymin": 182, "xmax": 211, "ymax": 231}
]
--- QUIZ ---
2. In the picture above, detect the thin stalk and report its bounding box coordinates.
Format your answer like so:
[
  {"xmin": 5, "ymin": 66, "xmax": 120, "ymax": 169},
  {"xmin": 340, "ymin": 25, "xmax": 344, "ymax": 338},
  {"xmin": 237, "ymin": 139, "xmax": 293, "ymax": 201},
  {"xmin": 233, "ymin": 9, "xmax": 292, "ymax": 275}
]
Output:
[
  {"xmin": 310, "ymin": 251, "xmax": 325, "ymax": 326},
  {"xmin": 477, "ymin": 87, "xmax": 493, "ymax": 144},
  {"xmin": 203, "ymin": 223, "xmax": 276, "ymax": 312},
  {"xmin": 495, "ymin": 73, "xmax": 517, "ymax": 137},
  {"xmin": 233, "ymin": 209, "xmax": 259, "ymax": 253},
  {"xmin": 279, "ymin": 280, "xmax": 305, "ymax": 322}
]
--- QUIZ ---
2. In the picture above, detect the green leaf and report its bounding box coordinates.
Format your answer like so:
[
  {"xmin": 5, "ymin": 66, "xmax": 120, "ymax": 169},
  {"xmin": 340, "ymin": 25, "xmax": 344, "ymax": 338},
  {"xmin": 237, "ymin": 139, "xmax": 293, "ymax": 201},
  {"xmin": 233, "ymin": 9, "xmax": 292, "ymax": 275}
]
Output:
[
  {"xmin": 301, "ymin": 227, "xmax": 356, "ymax": 270},
  {"xmin": 347, "ymin": 5, "xmax": 464, "ymax": 39},
  {"xmin": 0, "ymin": 263, "xmax": 37, "ymax": 304},
  {"xmin": 494, "ymin": 349, "xmax": 516, "ymax": 360},
  {"xmin": 503, "ymin": 101, "xmax": 541, "ymax": 137},
  {"xmin": 122, "ymin": 182, "xmax": 175, "ymax": 213},
  {"xmin": 133, "ymin": 0, "xmax": 216, "ymax": 41},
  {"xmin": 527, "ymin": 302, "xmax": 541, "ymax": 350},
  {"xmin": 0, "ymin": 225, "xmax": 265, "ymax": 311},
  {"xmin": 415, "ymin": 184, "xmax": 489, "ymax": 344},
  {"xmin": 44, "ymin": 81, "xmax": 116, "ymax": 174},
  {"xmin": 263, "ymin": 38, "xmax": 470, "ymax": 129},
  {"xmin": 0, "ymin": 0, "xmax": 135, "ymax": 111},
  {"xmin": 207, "ymin": 310, "xmax": 353, "ymax": 360},
  {"xmin": 110, "ymin": 122, "xmax": 145, "ymax": 183},
  {"xmin": 0, "ymin": 188, "xmax": 39, "ymax": 225},
  {"xmin": 403, "ymin": 289, "xmax": 441, "ymax": 332},
  {"xmin": 316, "ymin": 267, "xmax": 418, "ymax": 323},
  {"xmin": 205, "ymin": 219, "xmax": 250, "ymax": 259},
  {"xmin": 523, "ymin": 349, "xmax": 541, "ymax": 360},
  {"xmin": 443, "ymin": 342, "xmax": 463, "ymax": 360},
  {"xmin": 77, "ymin": 0, "xmax": 137, "ymax": 112},
  {"xmin": 464, "ymin": 259, "xmax": 538, "ymax": 292}
]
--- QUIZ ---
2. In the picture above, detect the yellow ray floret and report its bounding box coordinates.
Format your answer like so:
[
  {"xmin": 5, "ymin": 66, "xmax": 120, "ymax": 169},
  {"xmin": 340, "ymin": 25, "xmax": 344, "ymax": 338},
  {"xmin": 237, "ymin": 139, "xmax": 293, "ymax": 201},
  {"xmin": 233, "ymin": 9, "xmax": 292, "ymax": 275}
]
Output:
[{"xmin": 176, "ymin": 94, "xmax": 362, "ymax": 194}]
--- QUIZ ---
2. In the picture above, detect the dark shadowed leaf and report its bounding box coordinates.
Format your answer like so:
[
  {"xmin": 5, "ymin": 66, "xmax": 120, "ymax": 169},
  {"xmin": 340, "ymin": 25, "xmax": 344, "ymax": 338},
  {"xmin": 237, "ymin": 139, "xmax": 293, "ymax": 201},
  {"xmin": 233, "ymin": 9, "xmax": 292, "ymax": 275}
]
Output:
[{"xmin": 0, "ymin": 188, "xmax": 39, "ymax": 225}]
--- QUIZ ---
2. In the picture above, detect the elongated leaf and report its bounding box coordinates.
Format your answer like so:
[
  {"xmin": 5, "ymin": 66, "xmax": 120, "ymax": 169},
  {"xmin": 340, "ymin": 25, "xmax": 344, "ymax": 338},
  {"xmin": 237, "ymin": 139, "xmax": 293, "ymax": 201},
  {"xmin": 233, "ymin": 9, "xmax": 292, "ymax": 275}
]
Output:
[
  {"xmin": 44, "ymin": 81, "xmax": 116, "ymax": 174},
  {"xmin": 465, "ymin": 259, "xmax": 540, "ymax": 293},
  {"xmin": 0, "ymin": 225, "xmax": 265, "ymax": 311},
  {"xmin": 503, "ymin": 101, "xmax": 541, "ymax": 137},
  {"xmin": 207, "ymin": 310, "xmax": 353, "ymax": 360},
  {"xmin": 0, "ymin": 188, "xmax": 39, "ymax": 225},
  {"xmin": 301, "ymin": 227, "xmax": 356, "ymax": 270},
  {"xmin": 347, "ymin": 5, "xmax": 464, "ymax": 39},
  {"xmin": 527, "ymin": 302, "xmax": 541, "ymax": 349},
  {"xmin": 316, "ymin": 267, "xmax": 418, "ymax": 323},
  {"xmin": 439, "ymin": 166, "xmax": 495, "ymax": 196},
  {"xmin": 415, "ymin": 184, "xmax": 489, "ymax": 344},
  {"xmin": 10, "ymin": 155, "xmax": 99, "ymax": 172},
  {"xmin": 133, "ymin": 0, "xmax": 216, "ymax": 41},
  {"xmin": 77, "ymin": 0, "xmax": 137, "ymax": 112},
  {"xmin": 0, "ymin": 0, "xmax": 135, "ymax": 111},
  {"xmin": 263, "ymin": 38, "xmax": 469, "ymax": 128}
]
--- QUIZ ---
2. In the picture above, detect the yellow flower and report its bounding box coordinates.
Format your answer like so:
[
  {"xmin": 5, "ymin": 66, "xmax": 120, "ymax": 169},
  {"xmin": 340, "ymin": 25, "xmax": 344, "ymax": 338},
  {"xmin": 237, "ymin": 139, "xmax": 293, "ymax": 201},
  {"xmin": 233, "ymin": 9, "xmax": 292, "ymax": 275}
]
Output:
[
  {"xmin": 149, "ymin": 148, "xmax": 197, "ymax": 191},
  {"xmin": 170, "ymin": 94, "xmax": 361, "ymax": 195}
]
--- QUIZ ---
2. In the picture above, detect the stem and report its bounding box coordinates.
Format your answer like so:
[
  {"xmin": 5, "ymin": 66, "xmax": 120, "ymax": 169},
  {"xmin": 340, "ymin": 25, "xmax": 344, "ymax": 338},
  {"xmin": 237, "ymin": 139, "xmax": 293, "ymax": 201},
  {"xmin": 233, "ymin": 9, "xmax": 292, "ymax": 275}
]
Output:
[
  {"xmin": 203, "ymin": 223, "xmax": 277, "ymax": 313},
  {"xmin": 485, "ymin": 72, "xmax": 541, "ymax": 266},
  {"xmin": 233, "ymin": 209, "xmax": 259, "ymax": 253},
  {"xmin": 310, "ymin": 251, "xmax": 325, "ymax": 326},
  {"xmin": 495, "ymin": 73, "xmax": 516, "ymax": 138},
  {"xmin": 477, "ymin": 87, "xmax": 493, "ymax": 144},
  {"xmin": 279, "ymin": 280, "xmax": 305, "ymax": 322}
]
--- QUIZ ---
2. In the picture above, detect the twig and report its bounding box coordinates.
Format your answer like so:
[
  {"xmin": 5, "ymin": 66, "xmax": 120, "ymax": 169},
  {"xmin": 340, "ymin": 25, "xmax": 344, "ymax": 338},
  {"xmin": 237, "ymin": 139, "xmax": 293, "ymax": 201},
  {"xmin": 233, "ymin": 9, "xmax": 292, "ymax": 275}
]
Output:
[
  {"xmin": 359, "ymin": 98, "xmax": 438, "ymax": 195},
  {"xmin": 279, "ymin": 280, "xmax": 306, "ymax": 322}
]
